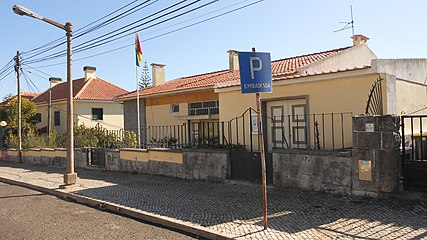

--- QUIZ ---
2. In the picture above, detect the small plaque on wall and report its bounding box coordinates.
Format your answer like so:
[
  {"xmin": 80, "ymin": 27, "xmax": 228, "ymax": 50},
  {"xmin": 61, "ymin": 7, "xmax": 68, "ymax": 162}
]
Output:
[{"xmin": 358, "ymin": 160, "xmax": 372, "ymax": 181}]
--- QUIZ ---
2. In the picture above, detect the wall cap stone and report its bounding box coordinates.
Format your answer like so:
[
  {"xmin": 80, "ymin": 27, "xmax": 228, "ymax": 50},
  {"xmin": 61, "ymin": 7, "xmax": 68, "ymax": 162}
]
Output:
[
  {"xmin": 273, "ymin": 148, "xmax": 352, "ymax": 157},
  {"xmin": 120, "ymin": 148, "xmax": 148, "ymax": 153},
  {"xmin": 183, "ymin": 148, "xmax": 230, "ymax": 154}
]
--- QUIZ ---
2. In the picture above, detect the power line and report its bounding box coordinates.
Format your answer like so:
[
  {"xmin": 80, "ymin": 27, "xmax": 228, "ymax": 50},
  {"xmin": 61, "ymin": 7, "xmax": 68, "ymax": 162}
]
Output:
[
  {"xmin": 25, "ymin": 0, "xmax": 264, "ymax": 67},
  {"xmin": 22, "ymin": 70, "xmax": 42, "ymax": 93},
  {"xmin": 21, "ymin": 0, "xmax": 144, "ymax": 58},
  {"xmin": 23, "ymin": 0, "xmax": 197, "ymax": 65},
  {"xmin": 0, "ymin": 69, "xmax": 14, "ymax": 83},
  {"xmin": 22, "ymin": 63, "xmax": 52, "ymax": 77}
]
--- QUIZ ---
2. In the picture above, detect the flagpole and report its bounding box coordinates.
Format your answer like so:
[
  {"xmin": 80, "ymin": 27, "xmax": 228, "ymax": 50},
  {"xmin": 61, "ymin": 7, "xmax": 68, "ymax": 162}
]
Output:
[
  {"xmin": 135, "ymin": 32, "xmax": 142, "ymax": 149},
  {"xmin": 136, "ymin": 65, "xmax": 141, "ymax": 148}
]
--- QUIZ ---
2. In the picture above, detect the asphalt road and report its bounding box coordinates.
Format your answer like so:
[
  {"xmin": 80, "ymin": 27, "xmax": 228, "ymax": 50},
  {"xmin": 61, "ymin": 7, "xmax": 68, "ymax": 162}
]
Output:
[{"xmin": 0, "ymin": 182, "xmax": 198, "ymax": 240}]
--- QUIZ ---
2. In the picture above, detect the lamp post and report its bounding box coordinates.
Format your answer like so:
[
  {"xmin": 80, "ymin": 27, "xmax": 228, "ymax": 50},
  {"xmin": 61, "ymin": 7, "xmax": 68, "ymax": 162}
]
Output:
[
  {"xmin": 13, "ymin": 4, "xmax": 77, "ymax": 185},
  {"xmin": 0, "ymin": 121, "xmax": 7, "ymax": 149}
]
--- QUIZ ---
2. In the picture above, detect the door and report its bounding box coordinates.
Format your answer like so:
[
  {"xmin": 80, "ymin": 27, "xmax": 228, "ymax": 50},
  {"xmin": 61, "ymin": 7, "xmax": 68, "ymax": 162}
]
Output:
[{"xmin": 266, "ymin": 99, "xmax": 308, "ymax": 151}]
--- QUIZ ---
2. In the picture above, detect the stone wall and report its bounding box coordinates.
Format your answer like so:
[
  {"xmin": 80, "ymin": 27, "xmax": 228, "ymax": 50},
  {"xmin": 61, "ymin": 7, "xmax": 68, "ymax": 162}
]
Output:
[
  {"xmin": 352, "ymin": 115, "xmax": 401, "ymax": 197},
  {"xmin": 273, "ymin": 115, "xmax": 402, "ymax": 197},
  {"xmin": 108, "ymin": 148, "xmax": 229, "ymax": 181},
  {"xmin": 273, "ymin": 149, "xmax": 352, "ymax": 195},
  {"xmin": 0, "ymin": 148, "xmax": 230, "ymax": 182}
]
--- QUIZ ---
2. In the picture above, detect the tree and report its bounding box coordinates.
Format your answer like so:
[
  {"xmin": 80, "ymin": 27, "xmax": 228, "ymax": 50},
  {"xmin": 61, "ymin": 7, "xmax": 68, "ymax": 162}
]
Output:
[
  {"xmin": 139, "ymin": 61, "xmax": 152, "ymax": 89},
  {"xmin": 0, "ymin": 94, "xmax": 37, "ymax": 133}
]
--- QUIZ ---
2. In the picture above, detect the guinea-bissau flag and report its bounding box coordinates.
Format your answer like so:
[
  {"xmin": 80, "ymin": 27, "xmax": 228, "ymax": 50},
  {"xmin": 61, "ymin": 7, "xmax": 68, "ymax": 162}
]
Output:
[{"xmin": 135, "ymin": 33, "xmax": 143, "ymax": 67}]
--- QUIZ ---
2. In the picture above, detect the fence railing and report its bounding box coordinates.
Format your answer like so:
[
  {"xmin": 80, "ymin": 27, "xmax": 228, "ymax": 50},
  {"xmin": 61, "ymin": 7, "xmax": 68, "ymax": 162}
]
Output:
[
  {"xmin": 402, "ymin": 115, "xmax": 427, "ymax": 161},
  {"xmin": 134, "ymin": 108, "xmax": 353, "ymax": 151}
]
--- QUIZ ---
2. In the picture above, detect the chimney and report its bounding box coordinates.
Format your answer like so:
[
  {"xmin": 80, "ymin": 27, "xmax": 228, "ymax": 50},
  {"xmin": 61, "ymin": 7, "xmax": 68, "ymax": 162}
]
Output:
[
  {"xmin": 352, "ymin": 34, "xmax": 369, "ymax": 46},
  {"xmin": 227, "ymin": 50, "xmax": 239, "ymax": 71},
  {"xmin": 83, "ymin": 66, "xmax": 96, "ymax": 81},
  {"xmin": 151, "ymin": 63, "xmax": 165, "ymax": 86},
  {"xmin": 49, "ymin": 77, "xmax": 62, "ymax": 88}
]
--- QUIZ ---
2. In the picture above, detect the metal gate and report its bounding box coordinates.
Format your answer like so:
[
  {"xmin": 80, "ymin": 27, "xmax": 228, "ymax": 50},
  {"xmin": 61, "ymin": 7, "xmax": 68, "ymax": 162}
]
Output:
[
  {"xmin": 230, "ymin": 150, "xmax": 273, "ymax": 183},
  {"xmin": 87, "ymin": 148, "xmax": 106, "ymax": 167},
  {"xmin": 401, "ymin": 115, "xmax": 427, "ymax": 192}
]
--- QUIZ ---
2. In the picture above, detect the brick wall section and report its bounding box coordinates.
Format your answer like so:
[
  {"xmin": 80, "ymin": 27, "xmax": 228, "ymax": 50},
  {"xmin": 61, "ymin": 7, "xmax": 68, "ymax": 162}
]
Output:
[
  {"xmin": 352, "ymin": 115, "xmax": 401, "ymax": 197},
  {"xmin": 273, "ymin": 149, "xmax": 352, "ymax": 195}
]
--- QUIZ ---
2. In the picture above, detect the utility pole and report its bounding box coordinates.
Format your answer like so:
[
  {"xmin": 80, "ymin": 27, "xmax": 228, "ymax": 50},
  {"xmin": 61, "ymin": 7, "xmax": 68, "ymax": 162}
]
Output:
[
  {"xmin": 14, "ymin": 51, "xmax": 22, "ymax": 163},
  {"xmin": 47, "ymin": 89, "xmax": 51, "ymax": 139}
]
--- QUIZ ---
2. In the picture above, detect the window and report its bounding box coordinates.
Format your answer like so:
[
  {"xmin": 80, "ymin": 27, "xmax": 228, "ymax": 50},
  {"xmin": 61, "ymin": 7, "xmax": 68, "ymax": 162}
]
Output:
[
  {"xmin": 54, "ymin": 111, "xmax": 60, "ymax": 126},
  {"xmin": 189, "ymin": 100, "xmax": 219, "ymax": 116},
  {"xmin": 171, "ymin": 104, "xmax": 179, "ymax": 114},
  {"xmin": 92, "ymin": 108, "xmax": 103, "ymax": 120},
  {"xmin": 35, "ymin": 113, "xmax": 42, "ymax": 123}
]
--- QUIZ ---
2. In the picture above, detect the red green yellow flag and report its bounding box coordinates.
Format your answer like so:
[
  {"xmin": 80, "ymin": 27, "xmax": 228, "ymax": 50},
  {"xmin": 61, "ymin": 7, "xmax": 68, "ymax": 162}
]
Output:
[{"xmin": 135, "ymin": 33, "xmax": 143, "ymax": 67}]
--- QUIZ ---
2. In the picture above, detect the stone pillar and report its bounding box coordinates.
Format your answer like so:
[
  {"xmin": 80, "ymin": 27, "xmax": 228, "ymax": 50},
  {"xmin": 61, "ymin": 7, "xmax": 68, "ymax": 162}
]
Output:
[{"xmin": 352, "ymin": 115, "xmax": 401, "ymax": 197}]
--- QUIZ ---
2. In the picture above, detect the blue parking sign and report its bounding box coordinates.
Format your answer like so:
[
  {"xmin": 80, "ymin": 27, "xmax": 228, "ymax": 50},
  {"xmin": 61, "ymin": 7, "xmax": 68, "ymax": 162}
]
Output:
[{"xmin": 238, "ymin": 52, "xmax": 272, "ymax": 94}]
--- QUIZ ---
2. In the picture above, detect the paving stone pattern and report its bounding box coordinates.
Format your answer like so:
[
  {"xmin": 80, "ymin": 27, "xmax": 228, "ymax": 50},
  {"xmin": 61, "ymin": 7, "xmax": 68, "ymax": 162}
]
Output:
[{"xmin": 0, "ymin": 161, "xmax": 426, "ymax": 240}]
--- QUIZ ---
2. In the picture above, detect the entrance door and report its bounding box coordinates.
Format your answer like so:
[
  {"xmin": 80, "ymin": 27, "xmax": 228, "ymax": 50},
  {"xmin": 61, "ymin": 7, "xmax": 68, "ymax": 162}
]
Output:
[{"xmin": 266, "ymin": 99, "xmax": 308, "ymax": 151}]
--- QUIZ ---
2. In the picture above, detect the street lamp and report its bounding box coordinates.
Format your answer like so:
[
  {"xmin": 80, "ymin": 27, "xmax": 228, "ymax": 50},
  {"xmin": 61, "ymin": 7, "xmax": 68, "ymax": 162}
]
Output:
[
  {"xmin": 0, "ymin": 121, "xmax": 7, "ymax": 149},
  {"xmin": 13, "ymin": 4, "xmax": 76, "ymax": 186}
]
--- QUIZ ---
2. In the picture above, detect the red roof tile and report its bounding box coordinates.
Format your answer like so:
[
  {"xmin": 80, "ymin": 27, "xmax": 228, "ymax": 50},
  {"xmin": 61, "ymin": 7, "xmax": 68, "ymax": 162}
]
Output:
[
  {"xmin": 33, "ymin": 77, "xmax": 127, "ymax": 104},
  {"xmin": 118, "ymin": 46, "xmax": 352, "ymax": 100},
  {"xmin": 21, "ymin": 92, "xmax": 40, "ymax": 100}
]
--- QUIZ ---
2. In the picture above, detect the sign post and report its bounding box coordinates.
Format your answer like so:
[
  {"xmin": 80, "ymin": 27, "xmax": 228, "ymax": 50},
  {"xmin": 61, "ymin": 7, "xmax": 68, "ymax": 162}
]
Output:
[{"xmin": 238, "ymin": 48, "xmax": 272, "ymax": 230}]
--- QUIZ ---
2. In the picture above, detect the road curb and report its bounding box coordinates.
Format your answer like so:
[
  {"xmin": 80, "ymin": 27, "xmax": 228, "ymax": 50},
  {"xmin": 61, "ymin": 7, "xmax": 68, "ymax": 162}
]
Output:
[{"xmin": 0, "ymin": 177, "xmax": 234, "ymax": 240}]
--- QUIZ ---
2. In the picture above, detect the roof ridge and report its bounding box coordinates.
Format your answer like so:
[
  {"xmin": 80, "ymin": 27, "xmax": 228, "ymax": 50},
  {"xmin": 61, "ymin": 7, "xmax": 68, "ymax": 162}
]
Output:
[
  {"xmin": 173, "ymin": 69, "xmax": 229, "ymax": 81},
  {"xmin": 95, "ymin": 77, "xmax": 128, "ymax": 92},
  {"xmin": 272, "ymin": 46, "xmax": 353, "ymax": 63},
  {"xmin": 74, "ymin": 78, "xmax": 91, "ymax": 99}
]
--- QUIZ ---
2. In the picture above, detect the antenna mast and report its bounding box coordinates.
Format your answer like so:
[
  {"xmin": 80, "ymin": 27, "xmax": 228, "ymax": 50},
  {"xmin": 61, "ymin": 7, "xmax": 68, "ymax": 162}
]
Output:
[{"xmin": 334, "ymin": 5, "xmax": 355, "ymax": 37}]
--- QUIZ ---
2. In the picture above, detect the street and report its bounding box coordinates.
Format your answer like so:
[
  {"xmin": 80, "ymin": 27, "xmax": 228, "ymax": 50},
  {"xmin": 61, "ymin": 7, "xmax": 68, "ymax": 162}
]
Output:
[{"xmin": 0, "ymin": 182, "xmax": 197, "ymax": 240}]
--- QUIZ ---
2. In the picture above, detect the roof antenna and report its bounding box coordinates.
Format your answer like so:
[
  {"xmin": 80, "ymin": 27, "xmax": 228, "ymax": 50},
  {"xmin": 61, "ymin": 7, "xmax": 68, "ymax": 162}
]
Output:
[{"xmin": 333, "ymin": 5, "xmax": 355, "ymax": 37}]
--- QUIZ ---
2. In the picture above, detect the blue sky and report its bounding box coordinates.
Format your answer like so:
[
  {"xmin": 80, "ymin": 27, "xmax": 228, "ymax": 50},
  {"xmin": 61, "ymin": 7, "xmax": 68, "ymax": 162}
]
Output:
[{"xmin": 1, "ymin": 0, "xmax": 426, "ymax": 99}]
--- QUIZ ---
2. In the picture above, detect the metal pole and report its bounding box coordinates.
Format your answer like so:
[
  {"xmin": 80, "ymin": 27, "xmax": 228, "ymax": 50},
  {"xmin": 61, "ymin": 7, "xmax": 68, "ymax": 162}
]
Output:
[
  {"xmin": 15, "ymin": 51, "xmax": 22, "ymax": 163},
  {"xmin": 64, "ymin": 22, "xmax": 77, "ymax": 185},
  {"xmin": 253, "ymin": 47, "xmax": 268, "ymax": 230},
  {"xmin": 136, "ymin": 65, "xmax": 141, "ymax": 148},
  {"xmin": 47, "ymin": 89, "xmax": 51, "ymax": 139}
]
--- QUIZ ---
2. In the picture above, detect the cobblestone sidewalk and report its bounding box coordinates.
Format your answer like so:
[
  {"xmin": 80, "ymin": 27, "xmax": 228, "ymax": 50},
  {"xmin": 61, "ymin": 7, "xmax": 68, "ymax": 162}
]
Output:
[{"xmin": 0, "ymin": 161, "xmax": 426, "ymax": 240}]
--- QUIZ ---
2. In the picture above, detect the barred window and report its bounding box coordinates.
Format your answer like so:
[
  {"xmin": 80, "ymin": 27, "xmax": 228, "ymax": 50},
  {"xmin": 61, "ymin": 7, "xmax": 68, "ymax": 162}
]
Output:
[{"xmin": 188, "ymin": 100, "xmax": 219, "ymax": 116}]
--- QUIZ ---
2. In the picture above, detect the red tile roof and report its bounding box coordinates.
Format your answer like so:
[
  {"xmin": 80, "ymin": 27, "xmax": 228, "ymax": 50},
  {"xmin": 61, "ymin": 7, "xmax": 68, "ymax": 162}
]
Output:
[
  {"xmin": 21, "ymin": 92, "xmax": 40, "ymax": 100},
  {"xmin": 33, "ymin": 77, "xmax": 128, "ymax": 104},
  {"xmin": 118, "ymin": 46, "xmax": 352, "ymax": 100}
]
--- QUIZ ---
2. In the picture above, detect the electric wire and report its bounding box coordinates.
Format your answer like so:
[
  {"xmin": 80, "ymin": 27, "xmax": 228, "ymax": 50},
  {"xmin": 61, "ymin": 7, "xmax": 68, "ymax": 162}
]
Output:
[
  {"xmin": 22, "ymin": 64, "xmax": 51, "ymax": 77},
  {"xmin": 22, "ymin": 70, "xmax": 41, "ymax": 94},
  {"xmin": 23, "ymin": 0, "xmax": 198, "ymax": 64},
  {"xmin": 21, "ymin": 0, "xmax": 143, "ymax": 58},
  {"xmin": 74, "ymin": 0, "xmax": 157, "ymax": 39},
  {"xmin": 26, "ymin": 0, "xmax": 264, "ymax": 66},
  {"xmin": 0, "ymin": 69, "xmax": 14, "ymax": 83}
]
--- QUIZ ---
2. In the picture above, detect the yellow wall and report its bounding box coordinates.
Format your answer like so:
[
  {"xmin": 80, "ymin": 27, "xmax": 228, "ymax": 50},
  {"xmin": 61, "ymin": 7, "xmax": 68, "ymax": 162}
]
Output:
[
  {"xmin": 120, "ymin": 149, "xmax": 182, "ymax": 164},
  {"xmin": 397, "ymin": 80, "xmax": 427, "ymax": 135},
  {"xmin": 35, "ymin": 102, "xmax": 68, "ymax": 133},
  {"xmin": 145, "ymin": 90, "xmax": 219, "ymax": 127},
  {"xmin": 75, "ymin": 101, "xmax": 124, "ymax": 130},
  {"xmin": 145, "ymin": 90, "xmax": 217, "ymax": 106},
  {"xmin": 36, "ymin": 100, "xmax": 123, "ymax": 133},
  {"xmin": 396, "ymin": 80, "xmax": 427, "ymax": 115},
  {"xmin": 120, "ymin": 150, "xmax": 149, "ymax": 162},
  {"xmin": 146, "ymin": 104, "xmax": 187, "ymax": 126},
  {"xmin": 218, "ymin": 73, "xmax": 382, "ymax": 150}
]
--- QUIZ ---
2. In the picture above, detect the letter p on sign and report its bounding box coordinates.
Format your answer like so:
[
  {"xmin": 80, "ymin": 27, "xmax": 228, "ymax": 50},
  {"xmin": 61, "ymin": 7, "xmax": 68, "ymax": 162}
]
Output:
[{"xmin": 249, "ymin": 57, "xmax": 262, "ymax": 79}]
